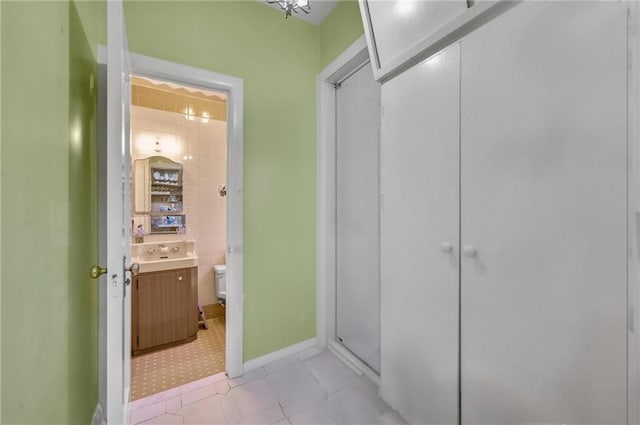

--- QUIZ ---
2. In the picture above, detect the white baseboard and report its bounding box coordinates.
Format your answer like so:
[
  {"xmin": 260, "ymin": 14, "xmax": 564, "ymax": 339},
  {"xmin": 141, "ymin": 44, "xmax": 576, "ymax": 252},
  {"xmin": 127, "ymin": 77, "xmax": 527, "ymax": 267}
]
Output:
[
  {"xmin": 328, "ymin": 340, "xmax": 381, "ymax": 387},
  {"xmin": 243, "ymin": 338, "xmax": 317, "ymax": 372},
  {"xmin": 90, "ymin": 403, "xmax": 105, "ymax": 425}
]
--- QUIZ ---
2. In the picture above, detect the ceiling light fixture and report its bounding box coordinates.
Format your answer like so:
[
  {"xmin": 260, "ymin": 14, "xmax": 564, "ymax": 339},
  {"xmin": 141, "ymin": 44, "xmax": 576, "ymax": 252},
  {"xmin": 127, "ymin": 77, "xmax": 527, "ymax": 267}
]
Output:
[{"xmin": 267, "ymin": 0, "xmax": 311, "ymax": 19}]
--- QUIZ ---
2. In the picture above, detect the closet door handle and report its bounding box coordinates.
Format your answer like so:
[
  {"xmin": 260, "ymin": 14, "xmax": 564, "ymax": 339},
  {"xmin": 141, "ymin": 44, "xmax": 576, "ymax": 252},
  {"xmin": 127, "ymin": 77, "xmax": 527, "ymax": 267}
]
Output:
[
  {"xmin": 441, "ymin": 241, "xmax": 453, "ymax": 253},
  {"xmin": 463, "ymin": 245, "xmax": 477, "ymax": 257}
]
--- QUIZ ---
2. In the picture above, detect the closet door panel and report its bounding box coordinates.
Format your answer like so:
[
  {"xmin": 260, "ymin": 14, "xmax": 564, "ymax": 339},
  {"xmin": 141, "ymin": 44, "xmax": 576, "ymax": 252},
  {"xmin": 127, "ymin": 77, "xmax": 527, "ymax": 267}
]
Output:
[
  {"xmin": 380, "ymin": 44, "xmax": 460, "ymax": 425},
  {"xmin": 365, "ymin": 0, "xmax": 467, "ymax": 72},
  {"xmin": 460, "ymin": 2, "xmax": 627, "ymax": 424},
  {"xmin": 336, "ymin": 62, "xmax": 382, "ymax": 372}
]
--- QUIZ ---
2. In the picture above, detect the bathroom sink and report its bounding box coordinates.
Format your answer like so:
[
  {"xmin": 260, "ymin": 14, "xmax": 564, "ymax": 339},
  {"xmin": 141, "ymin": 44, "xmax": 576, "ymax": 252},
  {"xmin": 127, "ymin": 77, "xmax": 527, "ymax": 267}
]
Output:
[{"xmin": 131, "ymin": 240, "xmax": 198, "ymax": 273}]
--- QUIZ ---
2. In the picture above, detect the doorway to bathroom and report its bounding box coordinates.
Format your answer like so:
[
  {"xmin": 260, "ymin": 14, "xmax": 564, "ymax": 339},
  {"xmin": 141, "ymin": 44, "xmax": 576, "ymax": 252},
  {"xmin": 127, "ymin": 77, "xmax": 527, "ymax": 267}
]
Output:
[
  {"xmin": 128, "ymin": 75, "xmax": 230, "ymax": 401},
  {"xmin": 96, "ymin": 11, "xmax": 244, "ymax": 420}
]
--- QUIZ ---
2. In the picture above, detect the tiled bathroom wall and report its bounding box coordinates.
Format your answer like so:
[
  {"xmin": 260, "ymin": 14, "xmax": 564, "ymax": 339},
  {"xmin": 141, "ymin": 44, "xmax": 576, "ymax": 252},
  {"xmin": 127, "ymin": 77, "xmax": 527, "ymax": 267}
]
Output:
[{"xmin": 131, "ymin": 105, "xmax": 227, "ymax": 306}]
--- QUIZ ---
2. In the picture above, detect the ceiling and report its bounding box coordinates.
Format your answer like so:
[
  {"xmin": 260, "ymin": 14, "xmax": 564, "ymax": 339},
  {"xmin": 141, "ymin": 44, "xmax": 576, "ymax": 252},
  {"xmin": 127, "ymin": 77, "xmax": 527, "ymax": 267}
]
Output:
[{"xmin": 259, "ymin": 0, "xmax": 339, "ymax": 25}]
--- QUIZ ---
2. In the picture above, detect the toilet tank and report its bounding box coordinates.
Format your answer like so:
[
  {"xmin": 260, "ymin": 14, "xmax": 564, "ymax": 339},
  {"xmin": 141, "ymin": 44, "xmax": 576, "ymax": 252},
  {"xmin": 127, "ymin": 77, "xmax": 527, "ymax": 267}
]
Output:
[{"xmin": 214, "ymin": 265, "xmax": 226, "ymax": 304}]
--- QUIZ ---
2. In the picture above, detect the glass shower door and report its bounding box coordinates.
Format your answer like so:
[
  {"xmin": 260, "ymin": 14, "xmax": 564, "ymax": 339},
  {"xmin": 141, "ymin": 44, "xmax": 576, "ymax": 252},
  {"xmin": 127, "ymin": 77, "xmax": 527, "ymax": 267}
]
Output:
[{"xmin": 335, "ymin": 62, "xmax": 381, "ymax": 373}]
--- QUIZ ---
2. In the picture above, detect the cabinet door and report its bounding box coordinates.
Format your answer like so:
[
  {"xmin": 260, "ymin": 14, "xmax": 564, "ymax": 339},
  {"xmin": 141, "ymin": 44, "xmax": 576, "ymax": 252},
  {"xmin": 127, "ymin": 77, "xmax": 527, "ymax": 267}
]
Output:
[
  {"xmin": 460, "ymin": 2, "xmax": 627, "ymax": 423},
  {"xmin": 365, "ymin": 0, "xmax": 467, "ymax": 73},
  {"xmin": 336, "ymin": 62, "xmax": 381, "ymax": 373},
  {"xmin": 379, "ymin": 43, "xmax": 460, "ymax": 425},
  {"xmin": 137, "ymin": 270, "xmax": 191, "ymax": 350}
]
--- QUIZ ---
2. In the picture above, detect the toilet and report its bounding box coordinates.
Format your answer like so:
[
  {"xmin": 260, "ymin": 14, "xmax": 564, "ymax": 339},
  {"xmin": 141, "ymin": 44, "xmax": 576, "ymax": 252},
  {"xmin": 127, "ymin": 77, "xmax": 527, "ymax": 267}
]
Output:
[{"xmin": 214, "ymin": 265, "xmax": 226, "ymax": 305}]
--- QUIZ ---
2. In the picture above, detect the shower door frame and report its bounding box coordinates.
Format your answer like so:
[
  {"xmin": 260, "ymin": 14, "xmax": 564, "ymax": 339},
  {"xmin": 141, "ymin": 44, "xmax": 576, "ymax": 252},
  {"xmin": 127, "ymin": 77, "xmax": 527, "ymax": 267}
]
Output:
[{"xmin": 316, "ymin": 35, "xmax": 382, "ymax": 384}]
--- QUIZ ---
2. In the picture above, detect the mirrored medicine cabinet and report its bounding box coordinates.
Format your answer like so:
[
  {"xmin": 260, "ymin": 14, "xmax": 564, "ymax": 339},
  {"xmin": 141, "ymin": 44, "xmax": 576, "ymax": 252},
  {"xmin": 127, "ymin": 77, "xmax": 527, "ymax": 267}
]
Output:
[{"xmin": 133, "ymin": 156, "xmax": 186, "ymax": 234}]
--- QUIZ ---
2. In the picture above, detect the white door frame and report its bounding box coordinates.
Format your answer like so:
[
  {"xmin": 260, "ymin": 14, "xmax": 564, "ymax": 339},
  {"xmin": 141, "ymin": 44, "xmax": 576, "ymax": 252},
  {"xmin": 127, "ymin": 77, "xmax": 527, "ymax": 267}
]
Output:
[
  {"xmin": 316, "ymin": 36, "xmax": 380, "ymax": 382},
  {"xmin": 98, "ymin": 49, "xmax": 245, "ymax": 386},
  {"xmin": 96, "ymin": 2, "xmax": 132, "ymax": 424},
  {"xmin": 128, "ymin": 53, "xmax": 245, "ymax": 379}
]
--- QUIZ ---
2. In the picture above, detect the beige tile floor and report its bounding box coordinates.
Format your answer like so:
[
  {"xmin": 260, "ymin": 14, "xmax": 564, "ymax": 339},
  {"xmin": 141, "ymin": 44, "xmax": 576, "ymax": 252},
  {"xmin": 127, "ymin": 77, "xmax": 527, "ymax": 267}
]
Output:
[
  {"xmin": 129, "ymin": 349, "xmax": 407, "ymax": 425},
  {"xmin": 132, "ymin": 318, "xmax": 226, "ymax": 400}
]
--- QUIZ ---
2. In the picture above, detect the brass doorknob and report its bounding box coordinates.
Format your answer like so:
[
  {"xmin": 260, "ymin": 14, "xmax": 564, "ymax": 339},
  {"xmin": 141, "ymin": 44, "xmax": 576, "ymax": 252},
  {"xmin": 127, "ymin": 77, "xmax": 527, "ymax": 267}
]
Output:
[{"xmin": 90, "ymin": 265, "xmax": 107, "ymax": 279}]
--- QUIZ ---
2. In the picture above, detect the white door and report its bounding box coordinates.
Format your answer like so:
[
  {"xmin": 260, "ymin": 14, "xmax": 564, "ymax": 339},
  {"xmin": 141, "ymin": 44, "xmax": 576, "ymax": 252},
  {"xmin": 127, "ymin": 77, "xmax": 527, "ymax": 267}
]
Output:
[
  {"xmin": 365, "ymin": 0, "xmax": 467, "ymax": 72},
  {"xmin": 460, "ymin": 2, "xmax": 627, "ymax": 423},
  {"xmin": 379, "ymin": 44, "xmax": 460, "ymax": 425},
  {"xmin": 98, "ymin": 1, "xmax": 132, "ymax": 423},
  {"xmin": 335, "ymin": 62, "xmax": 381, "ymax": 372}
]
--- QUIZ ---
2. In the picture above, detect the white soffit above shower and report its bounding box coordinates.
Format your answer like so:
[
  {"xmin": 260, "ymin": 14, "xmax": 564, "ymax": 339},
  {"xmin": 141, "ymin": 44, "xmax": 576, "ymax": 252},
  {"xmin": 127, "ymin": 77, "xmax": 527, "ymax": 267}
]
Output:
[{"xmin": 259, "ymin": 0, "xmax": 339, "ymax": 25}]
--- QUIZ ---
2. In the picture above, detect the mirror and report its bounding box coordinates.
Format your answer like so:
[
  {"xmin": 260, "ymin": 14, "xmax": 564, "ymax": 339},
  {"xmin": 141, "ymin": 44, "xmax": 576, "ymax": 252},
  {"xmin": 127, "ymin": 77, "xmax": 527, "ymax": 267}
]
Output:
[{"xmin": 133, "ymin": 156, "xmax": 186, "ymax": 235}]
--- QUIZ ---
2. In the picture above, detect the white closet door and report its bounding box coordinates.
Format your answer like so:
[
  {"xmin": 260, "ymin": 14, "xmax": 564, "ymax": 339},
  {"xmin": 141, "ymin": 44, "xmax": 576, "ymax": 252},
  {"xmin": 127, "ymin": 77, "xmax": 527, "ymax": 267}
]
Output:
[
  {"xmin": 366, "ymin": 0, "xmax": 467, "ymax": 71},
  {"xmin": 460, "ymin": 2, "xmax": 627, "ymax": 424},
  {"xmin": 336, "ymin": 62, "xmax": 381, "ymax": 372},
  {"xmin": 379, "ymin": 44, "xmax": 460, "ymax": 425}
]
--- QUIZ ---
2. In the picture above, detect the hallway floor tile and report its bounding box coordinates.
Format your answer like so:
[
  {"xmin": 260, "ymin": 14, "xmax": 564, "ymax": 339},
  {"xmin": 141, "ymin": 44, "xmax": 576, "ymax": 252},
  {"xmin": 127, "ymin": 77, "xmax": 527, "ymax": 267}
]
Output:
[{"xmin": 129, "ymin": 350, "xmax": 406, "ymax": 425}]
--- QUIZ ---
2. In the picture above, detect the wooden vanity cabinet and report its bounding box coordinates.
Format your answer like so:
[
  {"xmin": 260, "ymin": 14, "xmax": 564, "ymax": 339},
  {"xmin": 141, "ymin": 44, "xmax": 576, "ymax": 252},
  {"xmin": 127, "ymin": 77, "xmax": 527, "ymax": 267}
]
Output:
[{"xmin": 132, "ymin": 267, "xmax": 198, "ymax": 355}]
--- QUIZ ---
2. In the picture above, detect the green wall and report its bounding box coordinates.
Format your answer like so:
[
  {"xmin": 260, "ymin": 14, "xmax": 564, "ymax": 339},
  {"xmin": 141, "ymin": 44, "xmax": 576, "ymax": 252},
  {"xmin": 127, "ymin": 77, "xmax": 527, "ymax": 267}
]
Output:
[
  {"xmin": 319, "ymin": 0, "xmax": 364, "ymax": 70},
  {"xmin": 67, "ymin": 1, "xmax": 100, "ymax": 423},
  {"xmin": 0, "ymin": 0, "xmax": 364, "ymax": 422},
  {"xmin": 124, "ymin": 0, "xmax": 365, "ymax": 362},
  {"xmin": 1, "ymin": 1, "xmax": 99, "ymax": 423},
  {"xmin": 0, "ymin": 1, "xmax": 4, "ymax": 420},
  {"xmin": 125, "ymin": 0, "xmax": 320, "ymax": 361},
  {"xmin": 73, "ymin": 0, "xmax": 107, "ymax": 61}
]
